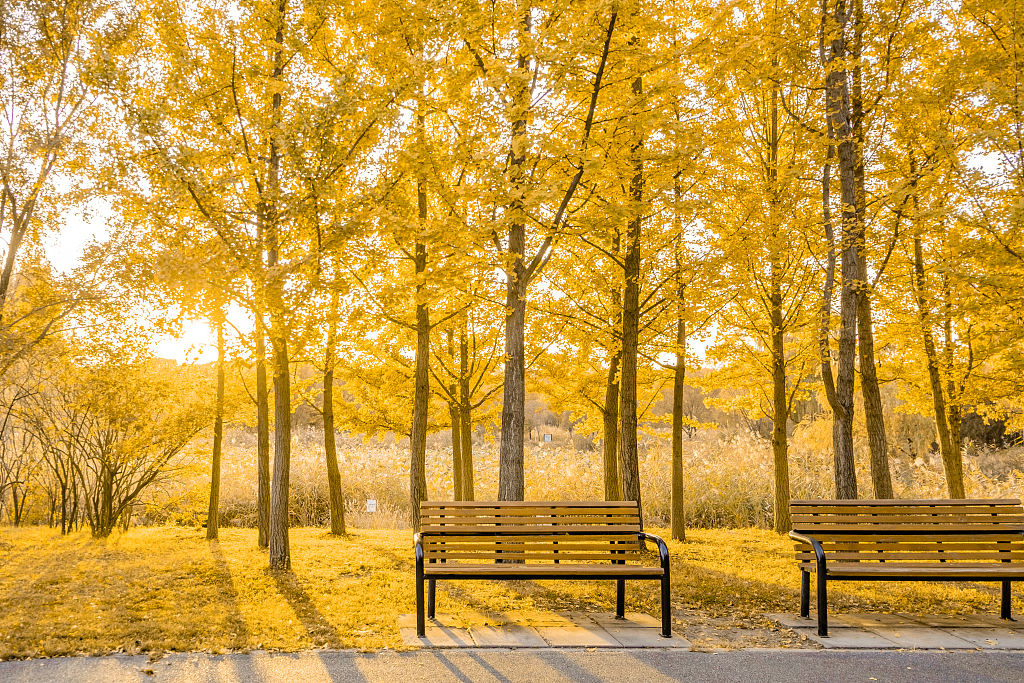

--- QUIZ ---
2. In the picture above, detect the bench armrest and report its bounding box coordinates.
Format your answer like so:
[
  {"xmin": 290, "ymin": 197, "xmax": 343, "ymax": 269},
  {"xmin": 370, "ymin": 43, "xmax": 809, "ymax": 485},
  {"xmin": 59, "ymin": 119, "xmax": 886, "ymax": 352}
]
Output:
[
  {"xmin": 789, "ymin": 530, "xmax": 827, "ymax": 573},
  {"xmin": 414, "ymin": 533, "xmax": 424, "ymax": 566},
  {"xmin": 639, "ymin": 532, "xmax": 669, "ymax": 570}
]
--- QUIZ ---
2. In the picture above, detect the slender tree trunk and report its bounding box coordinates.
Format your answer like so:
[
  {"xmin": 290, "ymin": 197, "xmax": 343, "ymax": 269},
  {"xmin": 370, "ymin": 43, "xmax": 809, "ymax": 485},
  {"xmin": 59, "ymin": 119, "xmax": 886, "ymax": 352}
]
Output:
[
  {"xmin": 849, "ymin": 0, "xmax": 892, "ymax": 499},
  {"xmin": 409, "ymin": 120, "xmax": 431, "ymax": 529},
  {"xmin": 207, "ymin": 315, "xmax": 225, "ymax": 540},
  {"xmin": 265, "ymin": 0, "xmax": 291, "ymax": 570},
  {"xmin": 942, "ymin": 275, "xmax": 964, "ymax": 457},
  {"xmin": 255, "ymin": 315, "xmax": 271, "ymax": 548},
  {"xmin": 822, "ymin": 0, "xmax": 858, "ymax": 499},
  {"xmin": 603, "ymin": 350, "xmax": 622, "ymax": 501},
  {"xmin": 459, "ymin": 324, "xmax": 474, "ymax": 501},
  {"xmin": 449, "ymin": 399, "xmax": 462, "ymax": 500},
  {"xmin": 446, "ymin": 329, "xmax": 463, "ymax": 500},
  {"xmin": 670, "ymin": 297, "xmax": 686, "ymax": 541},
  {"xmin": 618, "ymin": 66, "xmax": 644, "ymax": 519},
  {"xmin": 323, "ymin": 288, "xmax": 346, "ymax": 535},
  {"xmin": 498, "ymin": 10, "xmax": 532, "ymax": 502},
  {"xmin": 767, "ymin": 80, "xmax": 792, "ymax": 532},
  {"xmin": 913, "ymin": 238, "xmax": 964, "ymax": 498}
]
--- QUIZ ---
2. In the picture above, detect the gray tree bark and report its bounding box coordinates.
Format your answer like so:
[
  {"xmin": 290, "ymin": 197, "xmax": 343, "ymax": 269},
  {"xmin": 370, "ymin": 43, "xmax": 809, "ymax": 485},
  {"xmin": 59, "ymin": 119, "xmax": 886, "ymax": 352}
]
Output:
[{"xmin": 206, "ymin": 314, "xmax": 225, "ymax": 540}]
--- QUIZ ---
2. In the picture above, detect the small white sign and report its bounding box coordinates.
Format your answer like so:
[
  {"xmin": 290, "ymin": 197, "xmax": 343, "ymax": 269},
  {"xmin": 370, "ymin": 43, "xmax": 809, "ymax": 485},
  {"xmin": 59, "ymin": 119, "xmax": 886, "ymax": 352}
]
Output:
[
  {"xmin": 543, "ymin": 433, "xmax": 552, "ymax": 442},
  {"xmin": 366, "ymin": 499, "xmax": 377, "ymax": 513}
]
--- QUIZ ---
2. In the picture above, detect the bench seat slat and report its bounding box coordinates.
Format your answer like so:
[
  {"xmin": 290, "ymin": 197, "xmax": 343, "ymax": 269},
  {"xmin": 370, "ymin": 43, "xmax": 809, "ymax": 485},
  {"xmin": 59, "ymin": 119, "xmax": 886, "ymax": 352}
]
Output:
[
  {"xmin": 799, "ymin": 564, "xmax": 1024, "ymax": 578},
  {"xmin": 424, "ymin": 552, "xmax": 645, "ymax": 561},
  {"xmin": 792, "ymin": 524, "xmax": 1024, "ymax": 533},
  {"xmin": 791, "ymin": 499, "xmax": 1022, "ymax": 506},
  {"xmin": 420, "ymin": 524, "xmax": 642, "ymax": 534},
  {"xmin": 423, "ymin": 534, "xmax": 641, "ymax": 543},
  {"xmin": 796, "ymin": 551, "xmax": 1024, "ymax": 561},
  {"xmin": 423, "ymin": 563, "xmax": 664, "ymax": 577},
  {"xmin": 425, "ymin": 542, "xmax": 641, "ymax": 551},
  {"xmin": 793, "ymin": 533, "xmax": 1024, "ymax": 543},
  {"xmin": 421, "ymin": 508, "xmax": 640, "ymax": 517},
  {"xmin": 421, "ymin": 501, "xmax": 640, "ymax": 508},
  {"xmin": 792, "ymin": 514, "xmax": 1024, "ymax": 524},
  {"xmin": 791, "ymin": 506, "xmax": 1024, "ymax": 515},
  {"xmin": 794, "ymin": 541, "xmax": 1024, "ymax": 550},
  {"xmin": 421, "ymin": 516, "xmax": 640, "ymax": 526}
]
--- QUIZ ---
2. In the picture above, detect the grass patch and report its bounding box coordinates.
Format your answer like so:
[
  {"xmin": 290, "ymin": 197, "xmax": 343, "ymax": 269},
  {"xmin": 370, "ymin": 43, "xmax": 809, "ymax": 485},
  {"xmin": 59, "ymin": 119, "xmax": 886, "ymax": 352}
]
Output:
[{"xmin": 0, "ymin": 525, "xmax": 1020, "ymax": 659}]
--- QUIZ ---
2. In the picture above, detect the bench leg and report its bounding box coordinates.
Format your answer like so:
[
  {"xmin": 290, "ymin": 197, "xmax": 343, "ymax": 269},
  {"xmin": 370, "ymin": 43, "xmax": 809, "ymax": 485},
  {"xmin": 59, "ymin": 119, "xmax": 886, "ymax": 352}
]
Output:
[
  {"xmin": 416, "ymin": 565, "xmax": 425, "ymax": 637},
  {"xmin": 661, "ymin": 565, "xmax": 672, "ymax": 638},
  {"xmin": 800, "ymin": 570, "xmax": 810, "ymax": 618},
  {"xmin": 816, "ymin": 570, "xmax": 828, "ymax": 637},
  {"xmin": 428, "ymin": 579, "xmax": 436, "ymax": 619},
  {"xmin": 616, "ymin": 579, "xmax": 625, "ymax": 618},
  {"xmin": 1002, "ymin": 581, "xmax": 1014, "ymax": 621}
]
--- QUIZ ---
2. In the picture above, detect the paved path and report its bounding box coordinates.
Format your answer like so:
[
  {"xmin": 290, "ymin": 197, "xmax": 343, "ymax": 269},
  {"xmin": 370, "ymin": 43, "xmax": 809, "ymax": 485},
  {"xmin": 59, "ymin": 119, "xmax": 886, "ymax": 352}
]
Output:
[
  {"xmin": 399, "ymin": 612, "xmax": 691, "ymax": 648},
  {"xmin": 768, "ymin": 613, "xmax": 1024, "ymax": 650},
  {"xmin": 3, "ymin": 649, "xmax": 1023, "ymax": 683}
]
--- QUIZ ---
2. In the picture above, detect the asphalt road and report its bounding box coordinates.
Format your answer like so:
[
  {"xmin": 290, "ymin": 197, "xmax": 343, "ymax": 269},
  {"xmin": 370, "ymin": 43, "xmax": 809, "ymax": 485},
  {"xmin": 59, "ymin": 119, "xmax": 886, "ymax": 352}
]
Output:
[{"xmin": 2, "ymin": 649, "xmax": 1023, "ymax": 683}]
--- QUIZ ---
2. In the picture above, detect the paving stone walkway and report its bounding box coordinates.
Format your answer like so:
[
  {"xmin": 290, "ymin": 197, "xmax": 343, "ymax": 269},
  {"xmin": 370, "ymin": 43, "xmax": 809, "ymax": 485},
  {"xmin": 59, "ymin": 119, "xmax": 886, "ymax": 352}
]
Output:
[
  {"xmin": 768, "ymin": 613, "xmax": 1024, "ymax": 650},
  {"xmin": 399, "ymin": 612, "xmax": 692, "ymax": 648}
]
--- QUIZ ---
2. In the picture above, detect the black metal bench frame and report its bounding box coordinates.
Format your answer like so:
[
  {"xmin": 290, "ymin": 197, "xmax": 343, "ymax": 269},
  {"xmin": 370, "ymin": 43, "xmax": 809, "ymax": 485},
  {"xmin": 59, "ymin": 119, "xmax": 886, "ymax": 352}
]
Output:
[
  {"xmin": 413, "ymin": 511, "xmax": 671, "ymax": 638},
  {"xmin": 789, "ymin": 499, "xmax": 1024, "ymax": 637}
]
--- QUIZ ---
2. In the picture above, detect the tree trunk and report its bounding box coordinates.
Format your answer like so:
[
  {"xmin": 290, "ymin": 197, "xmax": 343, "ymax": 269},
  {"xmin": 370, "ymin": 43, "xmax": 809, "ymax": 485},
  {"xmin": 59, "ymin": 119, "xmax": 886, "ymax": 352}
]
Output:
[
  {"xmin": 255, "ymin": 211, "xmax": 270, "ymax": 548},
  {"xmin": 323, "ymin": 288, "xmax": 346, "ymax": 535},
  {"xmin": 670, "ymin": 297, "xmax": 686, "ymax": 541},
  {"xmin": 207, "ymin": 315, "xmax": 225, "ymax": 540},
  {"xmin": 266, "ymin": 0, "xmax": 291, "ymax": 570},
  {"xmin": 447, "ymin": 329, "xmax": 463, "ymax": 500},
  {"xmin": 459, "ymin": 325, "xmax": 474, "ymax": 501},
  {"xmin": 822, "ymin": 0, "xmax": 858, "ymax": 499},
  {"xmin": 618, "ymin": 68, "xmax": 644, "ymax": 519},
  {"xmin": 256, "ymin": 319, "xmax": 271, "ymax": 548},
  {"xmin": 409, "ymin": 168, "xmax": 430, "ymax": 530},
  {"xmin": 498, "ymin": 10, "xmax": 531, "ymax": 502},
  {"xmin": 768, "ymin": 80, "xmax": 792, "ymax": 532},
  {"xmin": 913, "ymin": 237, "xmax": 964, "ymax": 498},
  {"xmin": 850, "ymin": 0, "xmax": 892, "ymax": 500},
  {"xmin": 603, "ymin": 349, "xmax": 621, "ymax": 501}
]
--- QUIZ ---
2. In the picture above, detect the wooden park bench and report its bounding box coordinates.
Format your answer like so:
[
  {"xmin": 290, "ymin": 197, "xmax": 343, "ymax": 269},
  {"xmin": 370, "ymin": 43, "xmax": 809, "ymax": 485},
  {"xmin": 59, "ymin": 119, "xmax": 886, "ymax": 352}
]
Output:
[
  {"xmin": 789, "ymin": 499, "xmax": 1024, "ymax": 636},
  {"xmin": 413, "ymin": 500, "xmax": 672, "ymax": 637}
]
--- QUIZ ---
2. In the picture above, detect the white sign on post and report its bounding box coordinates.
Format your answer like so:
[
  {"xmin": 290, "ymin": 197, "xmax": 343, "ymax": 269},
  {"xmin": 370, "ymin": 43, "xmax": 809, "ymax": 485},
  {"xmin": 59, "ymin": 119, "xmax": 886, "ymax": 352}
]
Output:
[{"xmin": 366, "ymin": 499, "xmax": 377, "ymax": 513}]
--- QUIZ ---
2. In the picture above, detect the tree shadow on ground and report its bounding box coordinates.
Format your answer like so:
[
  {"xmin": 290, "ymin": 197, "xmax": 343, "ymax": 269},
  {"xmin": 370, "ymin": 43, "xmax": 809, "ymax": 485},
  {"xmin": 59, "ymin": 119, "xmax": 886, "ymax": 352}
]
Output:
[
  {"xmin": 206, "ymin": 540, "xmax": 250, "ymax": 650},
  {"xmin": 269, "ymin": 567, "xmax": 341, "ymax": 647}
]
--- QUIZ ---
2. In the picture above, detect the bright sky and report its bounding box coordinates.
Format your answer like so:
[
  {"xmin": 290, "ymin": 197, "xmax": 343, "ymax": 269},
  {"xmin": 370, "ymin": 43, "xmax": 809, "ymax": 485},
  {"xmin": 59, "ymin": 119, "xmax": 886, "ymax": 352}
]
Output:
[{"xmin": 43, "ymin": 210, "xmax": 219, "ymax": 364}]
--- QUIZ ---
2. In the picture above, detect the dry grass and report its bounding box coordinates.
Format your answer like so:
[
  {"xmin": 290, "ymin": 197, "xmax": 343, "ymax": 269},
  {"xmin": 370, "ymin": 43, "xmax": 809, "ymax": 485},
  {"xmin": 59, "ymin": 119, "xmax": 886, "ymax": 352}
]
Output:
[
  {"xmin": 2, "ymin": 525, "xmax": 1022, "ymax": 660},
  {"xmin": 155, "ymin": 423, "xmax": 1024, "ymax": 532}
]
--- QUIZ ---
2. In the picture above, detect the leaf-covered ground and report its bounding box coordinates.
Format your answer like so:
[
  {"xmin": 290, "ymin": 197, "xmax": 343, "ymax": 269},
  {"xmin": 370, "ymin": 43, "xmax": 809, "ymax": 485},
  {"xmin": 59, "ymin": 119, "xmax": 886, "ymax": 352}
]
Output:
[{"xmin": 0, "ymin": 526, "xmax": 1020, "ymax": 659}]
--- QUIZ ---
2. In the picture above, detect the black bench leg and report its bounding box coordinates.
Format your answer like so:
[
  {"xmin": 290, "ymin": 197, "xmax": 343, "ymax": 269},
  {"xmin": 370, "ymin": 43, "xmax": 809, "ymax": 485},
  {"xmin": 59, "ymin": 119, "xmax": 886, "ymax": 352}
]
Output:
[
  {"xmin": 661, "ymin": 565, "xmax": 672, "ymax": 638},
  {"xmin": 1002, "ymin": 581, "xmax": 1014, "ymax": 621},
  {"xmin": 816, "ymin": 570, "xmax": 828, "ymax": 637},
  {"xmin": 616, "ymin": 579, "xmax": 625, "ymax": 618},
  {"xmin": 416, "ymin": 564, "xmax": 425, "ymax": 637},
  {"xmin": 800, "ymin": 570, "xmax": 810, "ymax": 618},
  {"xmin": 428, "ymin": 579, "xmax": 436, "ymax": 619}
]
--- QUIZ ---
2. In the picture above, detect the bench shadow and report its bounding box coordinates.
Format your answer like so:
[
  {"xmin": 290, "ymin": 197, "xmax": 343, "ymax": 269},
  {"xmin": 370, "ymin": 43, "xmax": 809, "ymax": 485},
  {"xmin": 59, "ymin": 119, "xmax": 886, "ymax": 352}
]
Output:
[
  {"xmin": 268, "ymin": 567, "xmax": 341, "ymax": 647},
  {"xmin": 206, "ymin": 540, "xmax": 250, "ymax": 651}
]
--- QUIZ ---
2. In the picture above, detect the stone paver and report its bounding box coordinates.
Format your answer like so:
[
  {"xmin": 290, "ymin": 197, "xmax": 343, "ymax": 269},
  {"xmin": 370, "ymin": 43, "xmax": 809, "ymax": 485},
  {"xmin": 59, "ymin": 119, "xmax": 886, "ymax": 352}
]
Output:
[
  {"xmin": 869, "ymin": 628, "xmax": 977, "ymax": 649},
  {"xmin": 603, "ymin": 626, "xmax": 690, "ymax": 647},
  {"xmin": 399, "ymin": 626, "xmax": 475, "ymax": 648},
  {"xmin": 834, "ymin": 613, "xmax": 927, "ymax": 628},
  {"xmin": 902, "ymin": 613, "xmax": 1011, "ymax": 628},
  {"xmin": 590, "ymin": 612, "xmax": 662, "ymax": 628},
  {"xmin": 790, "ymin": 627, "xmax": 900, "ymax": 649},
  {"xmin": 534, "ymin": 625, "xmax": 625, "ymax": 647},
  {"xmin": 470, "ymin": 625, "xmax": 547, "ymax": 648},
  {"xmin": 399, "ymin": 613, "xmax": 689, "ymax": 649},
  {"xmin": 940, "ymin": 628, "xmax": 1024, "ymax": 649}
]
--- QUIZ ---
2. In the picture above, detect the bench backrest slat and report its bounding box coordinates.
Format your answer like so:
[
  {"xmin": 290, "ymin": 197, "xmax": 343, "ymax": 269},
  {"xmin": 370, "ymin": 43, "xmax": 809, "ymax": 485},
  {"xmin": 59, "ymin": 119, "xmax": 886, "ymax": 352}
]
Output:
[
  {"xmin": 790, "ymin": 499, "xmax": 1024, "ymax": 566},
  {"xmin": 419, "ymin": 501, "xmax": 643, "ymax": 565}
]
